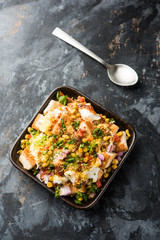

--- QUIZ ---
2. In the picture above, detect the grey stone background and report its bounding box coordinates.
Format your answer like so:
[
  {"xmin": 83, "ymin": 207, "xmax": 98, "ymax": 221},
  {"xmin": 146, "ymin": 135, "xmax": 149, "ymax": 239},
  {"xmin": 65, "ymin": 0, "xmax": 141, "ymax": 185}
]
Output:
[{"xmin": 0, "ymin": 0, "xmax": 160, "ymax": 239}]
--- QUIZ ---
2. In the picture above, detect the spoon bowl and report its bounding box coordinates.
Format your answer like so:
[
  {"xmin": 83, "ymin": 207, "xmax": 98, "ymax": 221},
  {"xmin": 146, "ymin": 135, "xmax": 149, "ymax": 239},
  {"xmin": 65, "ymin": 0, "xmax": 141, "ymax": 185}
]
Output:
[
  {"xmin": 107, "ymin": 64, "xmax": 138, "ymax": 86},
  {"xmin": 52, "ymin": 27, "xmax": 138, "ymax": 86}
]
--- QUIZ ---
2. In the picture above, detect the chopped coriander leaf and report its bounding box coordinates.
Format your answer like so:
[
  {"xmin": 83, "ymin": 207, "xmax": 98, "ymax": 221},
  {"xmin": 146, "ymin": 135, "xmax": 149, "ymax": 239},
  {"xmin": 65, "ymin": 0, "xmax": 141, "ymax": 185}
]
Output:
[
  {"xmin": 87, "ymin": 141, "xmax": 97, "ymax": 154},
  {"xmin": 64, "ymin": 146, "xmax": 69, "ymax": 149},
  {"xmin": 52, "ymin": 134, "xmax": 58, "ymax": 138},
  {"xmin": 93, "ymin": 153, "xmax": 98, "ymax": 158},
  {"xmin": 73, "ymin": 120, "xmax": 80, "ymax": 130},
  {"xmin": 49, "ymin": 164, "xmax": 54, "ymax": 167},
  {"xmin": 63, "ymin": 163, "xmax": 68, "ymax": 169},
  {"xmin": 74, "ymin": 199, "xmax": 82, "ymax": 204},
  {"xmin": 79, "ymin": 141, "xmax": 89, "ymax": 148},
  {"xmin": 61, "ymin": 118, "xmax": 66, "ymax": 131},
  {"xmin": 74, "ymin": 191, "xmax": 88, "ymax": 204},
  {"xmin": 30, "ymin": 129, "xmax": 39, "ymax": 136},
  {"xmin": 109, "ymin": 118, "xmax": 115, "ymax": 122},
  {"xmin": 68, "ymin": 139, "xmax": 75, "ymax": 144},
  {"xmin": 33, "ymin": 170, "xmax": 39, "ymax": 175},
  {"xmin": 51, "ymin": 140, "xmax": 64, "ymax": 149},
  {"xmin": 55, "ymin": 185, "xmax": 61, "ymax": 198},
  {"xmin": 89, "ymin": 183, "xmax": 101, "ymax": 193},
  {"xmin": 92, "ymin": 128, "xmax": 104, "ymax": 138},
  {"xmin": 42, "ymin": 149, "xmax": 49, "ymax": 155},
  {"xmin": 26, "ymin": 142, "xmax": 31, "ymax": 146}
]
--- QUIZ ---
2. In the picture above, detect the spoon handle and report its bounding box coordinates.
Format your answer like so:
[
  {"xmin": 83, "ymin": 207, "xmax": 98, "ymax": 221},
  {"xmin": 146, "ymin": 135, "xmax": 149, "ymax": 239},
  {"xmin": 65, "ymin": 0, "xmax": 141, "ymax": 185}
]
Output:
[{"xmin": 52, "ymin": 27, "xmax": 110, "ymax": 68}]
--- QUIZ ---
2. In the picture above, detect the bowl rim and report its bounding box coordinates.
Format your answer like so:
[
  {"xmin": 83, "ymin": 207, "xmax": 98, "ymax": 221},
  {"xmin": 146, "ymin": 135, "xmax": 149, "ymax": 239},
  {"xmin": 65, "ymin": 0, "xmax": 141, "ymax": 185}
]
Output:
[{"xmin": 10, "ymin": 85, "xmax": 136, "ymax": 209}]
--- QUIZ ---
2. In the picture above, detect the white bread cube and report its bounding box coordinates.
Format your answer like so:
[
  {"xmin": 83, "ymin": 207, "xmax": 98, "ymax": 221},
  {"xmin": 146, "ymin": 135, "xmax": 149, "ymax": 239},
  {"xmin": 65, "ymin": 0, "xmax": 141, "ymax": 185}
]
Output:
[
  {"xmin": 32, "ymin": 114, "xmax": 52, "ymax": 133},
  {"xmin": 116, "ymin": 131, "xmax": 128, "ymax": 152},
  {"xmin": 19, "ymin": 148, "xmax": 36, "ymax": 170},
  {"xmin": 109, "ymin": 124, "xmax": 119, "ymax": 134},
  {"xmin": 64, "ymin": 170, "xmax": 78, "ymax": 184},
  {"xmin": 83, "ymin": 167, "xmax": 103, "ymax": 182},
  {"xmin": 52, "ymin": 175, "xmax": 68, "ymax": 184},
  {"xmin": 32, "ymin": 114, "xmax": 45, "ymax": 130},
  {"xmin": 43, "ymin": 100, "xmax": 63, "ymax": 115},
  {"xmin": 100, "ymin": 152, "xmax": 117, "ymax": 169},
  {"xmin": 70, "ymin": 185, "xmax": 86, "ymax": 194},
  {"xmin": 78, "ymin": 104, "xmax": 101, "ymax": 121},
  {"xmin": 79, "ymin": 120, "xmax": 94, "ymax": 136}
]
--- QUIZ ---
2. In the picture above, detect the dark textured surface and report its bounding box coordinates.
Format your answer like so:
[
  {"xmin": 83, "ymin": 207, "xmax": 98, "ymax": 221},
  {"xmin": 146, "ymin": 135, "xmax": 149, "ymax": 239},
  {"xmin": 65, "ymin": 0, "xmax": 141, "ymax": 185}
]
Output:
[{"xmin": 0, "ymin": 0, "xmax": 160, "ymax": 239}]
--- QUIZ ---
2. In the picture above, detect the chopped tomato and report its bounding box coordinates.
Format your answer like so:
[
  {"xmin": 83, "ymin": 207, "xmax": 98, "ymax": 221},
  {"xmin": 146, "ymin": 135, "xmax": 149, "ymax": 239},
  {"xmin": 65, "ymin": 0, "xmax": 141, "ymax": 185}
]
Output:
[
  {"xmin": 28, "ymin": 134, "xmax": 32, "ymax": 138},
  {"xmin": 78, "ymin": 96, "xmax": 85, "ymax": 103},
  {"xmin": 114, "ymin": 134, "xmax": 120, "ymax": 142},
  {"xmin": 96, "ymin": 180, "xmax": 102, "ymax": 188},
  {"xmin": 78, "ymin": 129, "xmax": 84, "ymax": 137}
]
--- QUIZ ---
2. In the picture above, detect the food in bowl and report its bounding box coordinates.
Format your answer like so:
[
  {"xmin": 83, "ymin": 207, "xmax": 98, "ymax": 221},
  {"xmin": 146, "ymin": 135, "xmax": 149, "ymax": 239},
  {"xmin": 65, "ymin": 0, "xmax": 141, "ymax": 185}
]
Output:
[{"xmin": 17, "ymin": 91, "xmax": 131, "ymax": 204}]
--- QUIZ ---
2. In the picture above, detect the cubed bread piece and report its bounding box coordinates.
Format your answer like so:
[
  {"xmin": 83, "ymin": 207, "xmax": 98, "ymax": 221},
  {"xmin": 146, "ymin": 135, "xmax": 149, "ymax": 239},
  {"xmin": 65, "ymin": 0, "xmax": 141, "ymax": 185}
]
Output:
[
  {"xmin": 100, "ymin": 152, "xmax": 117, "ymax": 169},
  {"xmin": 43, "ymin": 100, "xmax": 63, "ymax": 115},
  {"xmin": 52, "ymin": 151, "xmax": 67, "ymax": 166},
  {"xmin": 52, "ymin": 175, "xmax": 68, "ymax": 184},
  {"xmin": 64, "ymin": 170, "xmax": 78, "ymax": 184},
  {"xmin": 32, "ymin": 114, "xmax": 52, "ymax": 133},
  {"xmin": 59, "ymin": 186, "xmax": 71, "ymax": 196},
  {"xmin": 116, "ymin": 131, "xmax": 128, "ymax": 152},
  {"xmin": 78, "ymin": 104, "xmax": 101, "ymax": 121},
  {"xmin": 79, "ymin": 120, "xmax": 94, "ymax": 136},
  {"xmin": 51, "ymin": 118, "xmax": 61, "ymax": 135},
  {"xmin": 109, "ymin": 124, "xmax": 119, "ymax": 134},
  {"xmin": 32, "ymin": 114, "xmax": 45, "ymax": 130},
  {"xmin": 19, "ymin": 148, "xmax": 36, "ymax": 170},
  {"xmin": 70, "ymin": 185, "xmax": 86, "ymax": 194},
  {"xmin": 83, "ymin": 167, "xmax": 103, "ymax": 182}
]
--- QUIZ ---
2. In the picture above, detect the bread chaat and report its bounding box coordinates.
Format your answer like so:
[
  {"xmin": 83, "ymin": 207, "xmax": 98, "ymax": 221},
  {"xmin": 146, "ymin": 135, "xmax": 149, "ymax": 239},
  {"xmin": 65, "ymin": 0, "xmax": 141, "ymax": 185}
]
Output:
[{"xmin": 18, "ymin": 91, "xmax": 131, "ymax": 204}]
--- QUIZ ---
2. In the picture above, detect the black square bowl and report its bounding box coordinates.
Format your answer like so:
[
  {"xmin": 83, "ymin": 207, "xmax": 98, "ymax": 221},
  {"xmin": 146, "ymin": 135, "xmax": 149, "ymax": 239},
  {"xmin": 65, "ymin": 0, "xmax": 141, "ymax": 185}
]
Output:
[{"xmin": 10, "ymin": 86, "xmax": 136, "ymax": 209}]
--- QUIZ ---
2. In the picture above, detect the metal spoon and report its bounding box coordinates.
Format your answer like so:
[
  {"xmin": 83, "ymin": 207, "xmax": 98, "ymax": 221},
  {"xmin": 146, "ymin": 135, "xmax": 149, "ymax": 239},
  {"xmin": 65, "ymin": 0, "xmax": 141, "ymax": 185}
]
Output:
[{"xmin": 52, "ymin": 27, "xmax": 138, "ymax": 86}]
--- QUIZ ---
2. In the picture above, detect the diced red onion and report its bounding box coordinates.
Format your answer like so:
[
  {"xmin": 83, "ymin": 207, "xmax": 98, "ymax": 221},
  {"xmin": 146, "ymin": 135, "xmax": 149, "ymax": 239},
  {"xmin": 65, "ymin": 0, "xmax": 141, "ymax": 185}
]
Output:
[
  {"xmin": 112, "ymin": 145, "xmax": 116, "ymax": 152},
  {"xmin": 89, "ymin": 193, "xmax": 96, "ymax": 199},
  {"xmin": 63, "ymin": 149, "xmax": 69, "ymax": 155},
  {"xmin": 36, "ymin": 173, "xmax": 43, "ymax": 182},
  {"xmin": 98, "ymin": 153, "xmax": 104, "ymax": 161},
  {"xmin": 59, "ymin": 186, "xmax": 71, "ymax": 196},
  {"xmin": 117, "ymin": 157, "xmax": 122, "ymax": 161},
  {"xmin": 43, "ymin": 175, "xmax": 50, "ymax": 184},
  {"xmin": 117, "ymin": 151, "xmax": 123, "ymax": 157},
  {"xmin": 106, "ymin": 143, "xmax": 116, "ymax": 153}
]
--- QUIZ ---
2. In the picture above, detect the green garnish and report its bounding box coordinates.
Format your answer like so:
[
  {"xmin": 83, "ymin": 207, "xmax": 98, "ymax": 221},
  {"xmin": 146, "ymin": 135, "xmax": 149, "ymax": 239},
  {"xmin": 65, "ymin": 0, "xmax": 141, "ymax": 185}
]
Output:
[
  {"xmin": 89, "ymin": 183, "xmax": 101, "ymax": 193},
  {"xmin": 61, "ymin": 118, "xmax": 66, "ymax": 131},
  {"xmin": 26, "ymin": 142, "xmax": 31, "ymax": 146},
  {"xmin": 56, "ymin": 91, "xmax": 68, "ymax": 105},
  {"xmin": 87, "ymin": 141, "xmax": 97, "ymax": 154},
  {"xmin": 42, "ymin": 149, "xmax": 49, "ymax": 155},
  {"xmin": 49, "ymin": 164, "xmax": 54, "ymax": 168},
  {"xmin": 51, "ymin": 140, "xmax": 64, "ymax": 149},
  {"xmin": 93, "ymin": 153, "xmax": 98, "ymax": 158},
  {"xmin": 52, "ymin": 134, "xmax": 58, "ymax": 138},
  {"xmin": 92, "ymin": 128, "xmax": 104, "ymax": 138},
  {"xmin": 55, "ymin": 185, "xmax": 61, "ymax": 198},
  {"xmin": 74, "ymin": 191, "xmax": 88, "ymax": 204},
  {"xmin": 109, "ymin": 118, "xmax": 115, "ymax": 122},
  {"xmin": 33, "ymin": 170, "xmax": 39, "ymax": 175},
  {"xmin": 73, "ymin": 120, "xmax": 80, "ymax": 130},
  {"xmin": 68, "ymin": 139, "xmax": 75, "ymax": 144},
  {"xmin": 79, "ymin": 141, "xmax": 89, "ymax": 148}
]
